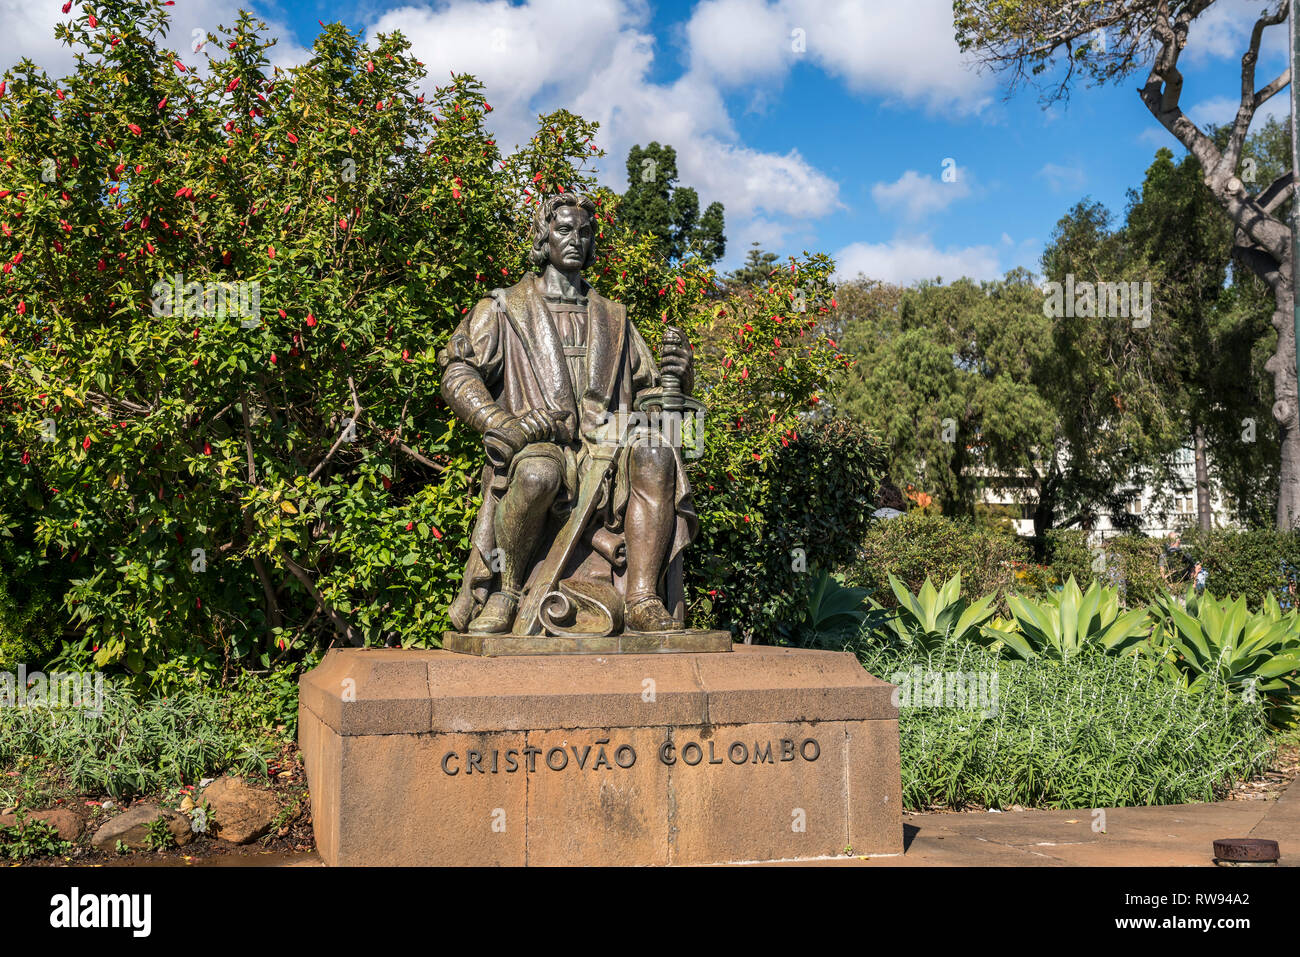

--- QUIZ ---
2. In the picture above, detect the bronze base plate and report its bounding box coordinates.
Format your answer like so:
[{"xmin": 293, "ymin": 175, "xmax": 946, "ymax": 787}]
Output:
[{"xmin": 441, "ymin": 629, "xmax": 733, "ymax": 657}]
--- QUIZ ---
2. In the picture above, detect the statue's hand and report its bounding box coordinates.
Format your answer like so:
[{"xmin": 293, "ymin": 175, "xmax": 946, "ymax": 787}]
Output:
[
  {"xmin": 516, "ymin": 409, "xmax": 555, "ymax": 443},
  {"xmin": 659, "ymin": 334, "xmax": 694, "ymax": 394}
]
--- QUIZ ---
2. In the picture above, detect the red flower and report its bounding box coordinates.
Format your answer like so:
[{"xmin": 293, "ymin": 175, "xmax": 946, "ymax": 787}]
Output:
[
  {"xmin": 88, "ymin": 14, "xmax": 97, "ymax": 27},
  {"xmin": 174, "ymin": 60, "xmax": 186, "ymax": 72},
  {"xmin": 157, "ymin": 96, "xmax": 167, "ymax": 109},
  {"xmin": 365, "ymin": 60, "xmax": 374, "ymax": 73},
  {"xmin": 452, "ymin": 188, "xmax": 460, "ymax": 200},
  {"xmin": 270, "ymin": 352, "xmax": 277, "ymax": 364},
  {"xmin": 382, "ymin": 476, "xmax": 392, "ymax": 490},
  {"xmin": 203, "ymin": 442, "xmax": 211, "ymax": 455},
  {"xmin": 82, "ymin": 435, "xmax": 91, "ymax": 449},
  {"xmin": 268, "ymin": 245, "xmax": 276, "ymax": 258},
  {"xmin": 405, "ymin": 521, "xmax": 414, "ymax": 531},
  {"xmin": 20, "ymin": 451, "xmax": 29, "ymax": 465},
  {"xmin": 62, "ymin": 1, "xmax": 72, "ymax": 11},
  {"xmin": 287, "ymin": 132, "xmax": 298, "ymax": 144},
  {"xmin": 226, "ymin": 77, "xmax": 240, "ymax": 92},
  {"xmin": 97, "ymin": 259, "xmax": 105, "ymax": 271},
  {"xmin": 305, "ymin": 313, "xmax": 316, "ymax": 327},
  {"xmin": 16, "ymin": 301, "xmax": 25, "ymax": 315},
  {"xmin": 484, "ymin": 102, "xmax": 493, "ymax": 112},
  {"xmin": 127, "ymin": 123, "xmax": 142, "ymax": 135}
]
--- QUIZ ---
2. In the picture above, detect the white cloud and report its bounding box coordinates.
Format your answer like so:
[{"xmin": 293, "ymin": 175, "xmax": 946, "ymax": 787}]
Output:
[
  {"xmin": 684, "ymin": 0, "xmax": 993, "ymax": 114},
  {"xmin": 0, "ymin": 0, "xmax": 309, "ymax": 79},
  {"xmin": 871, "ymin": 168, "xmax": 972, "ymax": 222},
  {"xmin": 369, "ymin": 0, "xmax": 842, "ymax": 261},
  {"xmin": 1184, "ymin": 0, "xmax": 1290, "ymax": 66},
  {"xmin": 1187, "ymin": 93, "xmax": 1290, "ymax": 130},
  {"xmin": 833, "ymin": 236, "xmax": 1003, "ymax": 286},
  {"xmin": 1038, "ymin": 161, "xmax": 1086, "ymax": 193}
]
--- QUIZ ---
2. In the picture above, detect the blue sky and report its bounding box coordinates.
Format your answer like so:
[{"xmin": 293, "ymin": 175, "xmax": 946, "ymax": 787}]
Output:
[{"xmin": 4, "ymin": 0, "xmax": 1292, "ymax": 281}]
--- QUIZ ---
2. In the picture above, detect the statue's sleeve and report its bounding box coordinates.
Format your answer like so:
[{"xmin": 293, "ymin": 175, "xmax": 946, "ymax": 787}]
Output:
[
  {"xmin": 628, "ymin": 321, "xmax": 660, "ymax": 394},
  {"xmin": 438, "ymin": 297, "xmax": 512, "ymax": 434}
]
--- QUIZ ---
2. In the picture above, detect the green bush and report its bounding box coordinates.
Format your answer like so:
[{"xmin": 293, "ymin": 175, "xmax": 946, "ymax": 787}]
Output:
[
  {"xmin": 847, "ymin": 513, "xmax": 1028, "ymax": 608},
  {"xmin": 1178, "ymin": 529, "xmax": 1300, "ymax": 608},
  {"xmin": 856, "ymin": 637, "xmax": 1273, "ymax": 810},
  {"xmin": 1041, "ymin": 529, "xmax": 1092, "ymax": 586},
  {"xmin": 0, "ymin": 535, "xmax": 69, "ymax": 670},
  {"xmin": 690, "ymin": 418, "xmax": 884, "ymax": 643}
]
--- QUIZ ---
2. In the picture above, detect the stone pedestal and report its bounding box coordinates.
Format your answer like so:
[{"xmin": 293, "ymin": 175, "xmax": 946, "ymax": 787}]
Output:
[{"xmin": 299, "ymin": 644, "xmax": 903, "ymax": 866}]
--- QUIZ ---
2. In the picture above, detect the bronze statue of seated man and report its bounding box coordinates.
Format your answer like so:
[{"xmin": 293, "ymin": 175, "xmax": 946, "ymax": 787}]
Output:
[{"xmin": 438, "ymin": 193, "xmax": 700, "ymax": 637}]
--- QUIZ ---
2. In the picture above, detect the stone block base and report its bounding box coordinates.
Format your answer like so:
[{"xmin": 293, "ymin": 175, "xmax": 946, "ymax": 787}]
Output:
[{"xmin": 299, "ymin": 645, "xmax": 902, "ymax": 865}]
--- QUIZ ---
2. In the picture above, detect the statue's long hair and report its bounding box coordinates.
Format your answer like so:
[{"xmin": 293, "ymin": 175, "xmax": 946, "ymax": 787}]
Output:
[{"xmin": 529, "ymin": 193, "xmax": 599, "ymax": 270}]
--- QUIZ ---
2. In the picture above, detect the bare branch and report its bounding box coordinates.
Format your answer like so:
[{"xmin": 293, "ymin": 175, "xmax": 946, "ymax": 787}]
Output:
[
  {"xmin": 307, "ymin": 376, "xmax": 362, "ymax": 483},
  {"xmin": 1227, "ymin": 3, "xmax": 1289, "ymax": 170},
  {"xmin": 280, "ymin": 548, "xmax": 360, "ymax": 646}
]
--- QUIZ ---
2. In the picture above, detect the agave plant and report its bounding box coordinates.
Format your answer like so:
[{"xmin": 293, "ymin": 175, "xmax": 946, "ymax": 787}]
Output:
[
  {"xmin": 994, "ymin": 576, "xmax": 1150, "ymax": 662},
  {"xmin": 1149, "ymin": 592, "xmax": 1300, "ymax": 724},
  {"xmin": 790, "ymin": 568, "xmax": 884, "ymax": 649},
  {"xmin": 1258, "ymin": 591, "xmax": 1300, "ymax": 633},
  {"xmin": 878, "ymin": 573, "xmax": 997, "ymax": 653}
]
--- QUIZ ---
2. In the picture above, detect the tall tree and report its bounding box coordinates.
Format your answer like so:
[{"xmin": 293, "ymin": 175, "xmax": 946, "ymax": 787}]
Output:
[
  {"xmin": 619, "ymin": 142, "xmax": 726, "ymax": 264},
  {"xmin": 1121, "ymin": 146, "xmax": 1231, "ymax": 529},
  {"xmin": 834, "ymin": 271, "xmax": 1061, "ymax": 532},
  {"xmin": 955, "ymin": 0, "xmax": 1300, "ymax": 529}
]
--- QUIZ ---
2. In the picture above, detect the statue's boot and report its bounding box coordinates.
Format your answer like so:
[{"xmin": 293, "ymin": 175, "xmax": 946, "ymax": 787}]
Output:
[
  {"xmin": 468, "ymin": 587, "xmax": 520, "ymax": 634},
  {"xmin": 625, "ymin": 593, "xmax": 678, "ymax": 634}
]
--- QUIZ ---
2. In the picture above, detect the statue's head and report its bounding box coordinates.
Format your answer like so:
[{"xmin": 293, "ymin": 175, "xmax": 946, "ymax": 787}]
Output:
[{"xmin": 529, "ymin": 193, "xmax": 598, "ymax": 273}]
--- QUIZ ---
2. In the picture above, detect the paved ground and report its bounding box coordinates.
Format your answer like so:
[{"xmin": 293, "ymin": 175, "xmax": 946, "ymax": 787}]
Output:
[{"xmin": 849, "ymin": 779, "xmax": 1299, "ymax": 867}]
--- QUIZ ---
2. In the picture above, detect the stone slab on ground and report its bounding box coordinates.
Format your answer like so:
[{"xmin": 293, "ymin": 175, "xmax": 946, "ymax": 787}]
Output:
[
  {"xmin": 0, "ymin": 807, "xmax": 83, "ymax": 841},
  {"xmin": 91, "ymin": 805, "xmax": 193, "ymax": 852},
  {"xmin": 299, "ymin": 645, "xmax": 902, "ymax": 866}
]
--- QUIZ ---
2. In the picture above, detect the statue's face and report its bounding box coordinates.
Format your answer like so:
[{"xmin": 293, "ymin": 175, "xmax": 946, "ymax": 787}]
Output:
[{"xmin": 546, "ymin": 205, "xmax": 593, "ymax": 272}]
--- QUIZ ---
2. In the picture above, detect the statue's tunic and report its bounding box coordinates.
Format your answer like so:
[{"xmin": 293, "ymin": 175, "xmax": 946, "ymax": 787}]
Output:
[{"xmin": 438, "ymin": 272, "xmax": 697, "ymax": 632}]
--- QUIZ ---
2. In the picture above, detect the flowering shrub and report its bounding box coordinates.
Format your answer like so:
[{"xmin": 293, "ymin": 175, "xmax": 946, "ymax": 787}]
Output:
[{"xmin": 0, "ymin": 1, "xmax": 843, "ymax": 671}]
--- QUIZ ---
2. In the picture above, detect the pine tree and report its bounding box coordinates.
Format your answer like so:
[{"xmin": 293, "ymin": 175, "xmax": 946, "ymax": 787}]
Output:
[{"xmin": 619, "ymin": 142, "xmax": 726, "ymax": 264}]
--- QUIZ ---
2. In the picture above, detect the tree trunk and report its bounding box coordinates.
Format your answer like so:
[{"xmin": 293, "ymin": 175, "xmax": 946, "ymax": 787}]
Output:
[
  {"xmin": 1267, "ymin": 274, "xmax": 1300, "ymax": 529},
  {"xmin": 1193, "ymin": 423, "xmax": 1212, "ymax": 531}
]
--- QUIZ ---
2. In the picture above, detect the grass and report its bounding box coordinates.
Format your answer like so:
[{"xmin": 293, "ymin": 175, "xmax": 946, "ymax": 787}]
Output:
[{"xmin": 853, "ymin": 636, "xmax": 1275, "ymax": 811}]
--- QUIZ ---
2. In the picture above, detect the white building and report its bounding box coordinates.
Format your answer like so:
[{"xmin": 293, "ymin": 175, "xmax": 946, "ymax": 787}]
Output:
[{"xmin": 974, "ymin": 443, "xmax": 1237, "ymax": 541}]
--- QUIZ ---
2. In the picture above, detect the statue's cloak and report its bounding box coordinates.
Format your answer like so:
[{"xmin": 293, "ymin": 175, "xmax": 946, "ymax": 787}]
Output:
[{"xmin": 438, "ymin": 272, "xmax": 697, "ymax": 632}]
